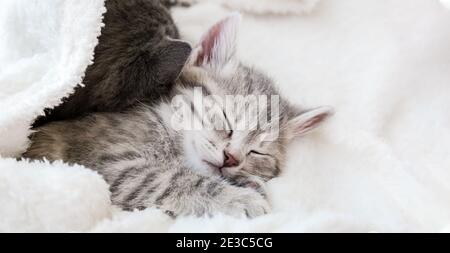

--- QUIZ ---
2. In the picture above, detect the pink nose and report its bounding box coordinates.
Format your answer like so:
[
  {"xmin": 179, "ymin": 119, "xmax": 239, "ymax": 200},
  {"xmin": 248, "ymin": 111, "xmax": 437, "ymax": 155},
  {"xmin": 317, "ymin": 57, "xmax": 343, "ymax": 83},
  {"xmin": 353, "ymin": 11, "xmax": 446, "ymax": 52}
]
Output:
[{"xmin": 223, "ymin": 151, "xmax": 240, "ymax": 167}]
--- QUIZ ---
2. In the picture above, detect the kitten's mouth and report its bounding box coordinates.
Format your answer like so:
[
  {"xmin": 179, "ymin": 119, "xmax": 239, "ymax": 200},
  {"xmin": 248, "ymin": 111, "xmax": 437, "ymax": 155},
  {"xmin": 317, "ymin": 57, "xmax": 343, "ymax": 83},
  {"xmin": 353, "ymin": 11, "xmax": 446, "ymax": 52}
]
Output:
[{"xmin": 203, "ymin": 160, "xmax": 238, "ymax": 180}]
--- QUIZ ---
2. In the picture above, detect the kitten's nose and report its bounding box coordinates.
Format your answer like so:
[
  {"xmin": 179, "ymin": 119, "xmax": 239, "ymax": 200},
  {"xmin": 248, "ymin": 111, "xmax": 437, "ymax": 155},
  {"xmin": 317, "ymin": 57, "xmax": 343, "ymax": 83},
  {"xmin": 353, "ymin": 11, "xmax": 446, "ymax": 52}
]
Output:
[{"xmin": 223, "ymin": 151, "xmax": 240, "ymax": 167}]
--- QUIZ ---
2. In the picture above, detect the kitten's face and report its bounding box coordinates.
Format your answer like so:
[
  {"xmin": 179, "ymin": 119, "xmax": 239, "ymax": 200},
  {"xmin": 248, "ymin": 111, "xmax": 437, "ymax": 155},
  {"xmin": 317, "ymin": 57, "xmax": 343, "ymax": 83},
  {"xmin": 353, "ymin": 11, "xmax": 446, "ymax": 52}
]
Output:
[
  {"xmin": 182, "ymin": 87, "xmax": 285, "ymax": 181},
  {"xmin": 185, "ymin": 127, "xmax": 283, "ymax": 181},
  {"xmin": 179, "ymin": 64, "xmax": 332, "ymax": 182},
  {"xmin": 177, "ymin": 13, "xmax": 333, "ymax": 182}
]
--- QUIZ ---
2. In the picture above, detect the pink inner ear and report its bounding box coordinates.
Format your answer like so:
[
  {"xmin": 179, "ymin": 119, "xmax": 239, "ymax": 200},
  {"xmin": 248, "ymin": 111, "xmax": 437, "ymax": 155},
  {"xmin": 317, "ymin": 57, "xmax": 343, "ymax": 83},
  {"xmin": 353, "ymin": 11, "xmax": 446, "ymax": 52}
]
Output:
[
  {"xmin": 302, "ymin": 115, "xmax": 327, "ymax": 130},
  {"xmin": 297, "ymin": 113, "xmax": 330, "ymax": 135},
  {"xmin": 195, "ymin": 19, "xmax": 226, "ymax": 66}
]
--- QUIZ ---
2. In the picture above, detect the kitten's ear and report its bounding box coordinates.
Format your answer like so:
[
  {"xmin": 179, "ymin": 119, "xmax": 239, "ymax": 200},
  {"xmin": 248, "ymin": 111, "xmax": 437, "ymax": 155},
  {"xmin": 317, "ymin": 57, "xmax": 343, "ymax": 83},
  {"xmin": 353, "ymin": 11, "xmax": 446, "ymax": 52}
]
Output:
[
  {"xmin": 154, "ymin": 38, "xmax": 192, "ymax": 84},
  {"xmin": 287, "ymin": 106, "xmax": 334, "ymax": 138},
  {"xmin": 190, "ymin": 13, "xmax": 241, "ymax": 70}
]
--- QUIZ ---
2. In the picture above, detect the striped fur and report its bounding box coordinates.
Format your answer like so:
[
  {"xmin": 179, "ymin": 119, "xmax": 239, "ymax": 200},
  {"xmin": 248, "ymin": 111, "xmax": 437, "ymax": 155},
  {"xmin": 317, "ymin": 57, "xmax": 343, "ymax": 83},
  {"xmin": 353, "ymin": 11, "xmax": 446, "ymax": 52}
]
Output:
[{"xmin": 23, "ymin": 15, "xmax": 332, "ymax": 218}]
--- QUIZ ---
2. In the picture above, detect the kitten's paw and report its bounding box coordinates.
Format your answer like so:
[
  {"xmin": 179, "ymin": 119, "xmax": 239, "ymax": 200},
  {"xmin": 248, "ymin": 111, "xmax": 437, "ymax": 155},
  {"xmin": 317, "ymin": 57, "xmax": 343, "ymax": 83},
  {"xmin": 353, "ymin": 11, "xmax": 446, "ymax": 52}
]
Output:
[
  {"xmin": 230, "ymin": 175, "xmax": 268, "ymax": 199},
  {"xmin": 222, "ymin": 187, "xmax": 270, "ymax": 218}
]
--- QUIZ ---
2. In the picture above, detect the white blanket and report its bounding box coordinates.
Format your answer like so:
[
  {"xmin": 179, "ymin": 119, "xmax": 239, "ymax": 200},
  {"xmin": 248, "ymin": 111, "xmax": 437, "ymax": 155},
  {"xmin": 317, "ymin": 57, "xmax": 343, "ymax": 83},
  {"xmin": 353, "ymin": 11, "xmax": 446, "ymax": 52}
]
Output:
[{"xmin": 1, "ymin": 0, "xmax": 450, "ymax": 232}]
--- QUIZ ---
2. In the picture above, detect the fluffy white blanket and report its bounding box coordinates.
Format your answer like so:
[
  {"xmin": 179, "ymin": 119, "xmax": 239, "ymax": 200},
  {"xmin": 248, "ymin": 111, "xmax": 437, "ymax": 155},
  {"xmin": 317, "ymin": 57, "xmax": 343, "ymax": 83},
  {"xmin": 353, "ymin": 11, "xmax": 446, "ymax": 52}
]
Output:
[{"xmin": 1, "ymin": 0, "xmax": 450, "ymax": 232}]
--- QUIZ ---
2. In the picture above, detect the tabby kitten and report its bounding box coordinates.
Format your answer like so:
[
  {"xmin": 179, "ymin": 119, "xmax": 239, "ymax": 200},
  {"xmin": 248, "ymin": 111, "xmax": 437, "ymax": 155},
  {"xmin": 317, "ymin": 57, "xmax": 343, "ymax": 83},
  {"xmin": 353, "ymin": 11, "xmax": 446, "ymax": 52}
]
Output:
[
  {"xmin": 34, "ymin": 0, "xmax": 192, "ymax": 127},
  {"xmin": 24, "ymin": 14, "xmax": 333, "ymax": 218}
]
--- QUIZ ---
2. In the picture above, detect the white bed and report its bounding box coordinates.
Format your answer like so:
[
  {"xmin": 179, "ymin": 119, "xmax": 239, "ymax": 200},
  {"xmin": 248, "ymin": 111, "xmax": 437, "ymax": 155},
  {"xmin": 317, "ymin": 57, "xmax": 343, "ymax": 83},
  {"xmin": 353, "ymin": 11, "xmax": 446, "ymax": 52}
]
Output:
[{"xmin": 1, "ymin": 0, "xmax": 450, "ymax": 232}]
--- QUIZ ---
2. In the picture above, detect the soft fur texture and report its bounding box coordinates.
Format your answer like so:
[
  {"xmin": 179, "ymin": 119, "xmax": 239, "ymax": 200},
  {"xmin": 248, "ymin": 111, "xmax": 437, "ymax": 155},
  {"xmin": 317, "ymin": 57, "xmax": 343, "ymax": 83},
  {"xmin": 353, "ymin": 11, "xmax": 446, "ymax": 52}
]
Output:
[
  {"xmin": 191, "ymin": 0, "xmax": 321, "ymax": 15},
  {"xmin": 34, "ymin": 0, "xmax": 192, "ymax": 126},
  {"xmin": 2, "ymin": 0, "xmax": 450, "ymax": 232},
  {"xmin": 0, "ymin": 0, "xmax": 106, "ymax": 156},
  {"xmin": 24, "ymin": 14, "xmax": 331, "ymax": 218},
  {"xmin": 221, "ymin": 0, "xmax": 321, "ymax": 15},
  {"xmin": 0, "ymin": 158, "xmax": 112, "ymax": 233}
]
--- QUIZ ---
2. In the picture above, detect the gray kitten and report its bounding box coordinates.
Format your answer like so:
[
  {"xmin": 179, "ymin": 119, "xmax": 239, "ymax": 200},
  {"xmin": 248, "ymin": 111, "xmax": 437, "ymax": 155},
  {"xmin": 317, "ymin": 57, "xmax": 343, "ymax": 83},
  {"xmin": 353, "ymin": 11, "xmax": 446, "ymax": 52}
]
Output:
[
  {"xmin": 24, "ymin": 14, "xmax": 333, "ymax": 218},
  {"xmin": 34, "ymin": 0, "xmax": 192, "ymax": 127}
]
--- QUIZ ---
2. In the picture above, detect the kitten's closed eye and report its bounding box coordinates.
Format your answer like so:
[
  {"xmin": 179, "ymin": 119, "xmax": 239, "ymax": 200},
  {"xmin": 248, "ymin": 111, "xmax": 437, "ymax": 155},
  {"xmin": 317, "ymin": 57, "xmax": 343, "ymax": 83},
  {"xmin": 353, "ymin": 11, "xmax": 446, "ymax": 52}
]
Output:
[{"xmin": 248, "ymin": 150, "xmax": 270, "ymax": 157}]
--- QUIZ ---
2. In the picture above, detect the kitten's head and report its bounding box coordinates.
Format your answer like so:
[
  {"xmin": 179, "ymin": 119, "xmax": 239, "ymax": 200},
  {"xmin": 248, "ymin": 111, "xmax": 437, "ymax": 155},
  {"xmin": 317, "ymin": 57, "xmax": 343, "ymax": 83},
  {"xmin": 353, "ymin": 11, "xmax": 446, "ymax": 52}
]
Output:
[{"xmin": 176, "ymin": 13, "xmax": 333, "ymax": 182}]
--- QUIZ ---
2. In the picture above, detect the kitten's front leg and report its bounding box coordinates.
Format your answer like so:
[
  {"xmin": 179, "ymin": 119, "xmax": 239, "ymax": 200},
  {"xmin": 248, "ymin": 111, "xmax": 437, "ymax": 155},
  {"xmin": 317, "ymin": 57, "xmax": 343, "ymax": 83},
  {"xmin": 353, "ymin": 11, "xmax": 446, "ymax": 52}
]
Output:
[
  {"xmin": 139, "ymin": 168, "xmax": 270, "ymax": 218},
  {"xmin": 228, "ymin": 173, "xmax": 269, "ymax": 199}
]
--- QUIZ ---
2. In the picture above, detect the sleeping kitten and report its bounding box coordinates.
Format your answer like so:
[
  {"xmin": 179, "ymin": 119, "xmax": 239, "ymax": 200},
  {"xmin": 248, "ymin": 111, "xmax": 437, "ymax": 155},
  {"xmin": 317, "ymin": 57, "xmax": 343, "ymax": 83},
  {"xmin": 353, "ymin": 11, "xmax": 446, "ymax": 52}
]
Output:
[
  {"xmin": 34, "ymin": 0, "xmax": 192, "ymax": 127},
  {"xmin": 24, "ymin": 14, "xmax": 333, "ymax": 218}
]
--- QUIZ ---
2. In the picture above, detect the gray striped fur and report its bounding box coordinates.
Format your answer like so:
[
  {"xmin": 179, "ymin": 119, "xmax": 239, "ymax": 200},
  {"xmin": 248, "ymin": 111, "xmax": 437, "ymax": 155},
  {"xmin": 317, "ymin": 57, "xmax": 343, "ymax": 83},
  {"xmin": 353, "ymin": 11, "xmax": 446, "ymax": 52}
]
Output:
[{"xmin": 23, "ymin": 15, "xmax": 332, "ymax": 218}]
